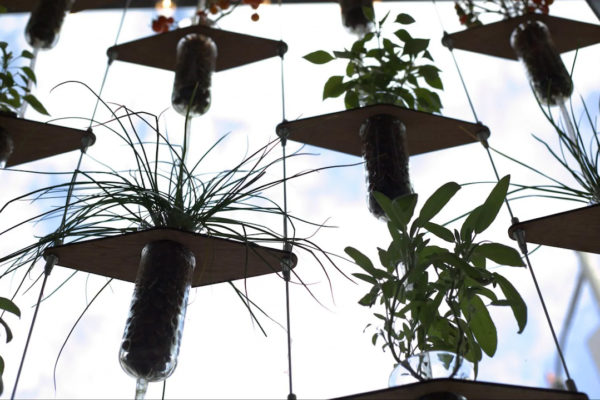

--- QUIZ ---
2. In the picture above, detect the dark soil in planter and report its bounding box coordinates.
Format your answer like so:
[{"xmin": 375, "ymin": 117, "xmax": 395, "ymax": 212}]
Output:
[
  {"xmin": 360, "ymin": 114, "xmax": 412, "ymax": 220},
  {"xmin": 510, "ymin": 20, "xmax": 573, "ymax": 106},
  {"xmin": 339, "ymin": 0, "xmax": 373, "ymax": 33},
  {"xmin": 171, "ymin": 33, "xmax": 217, "ymax": 117},
  {"xmin": 119, "ymin": 239, "xmax": 195, "ymax": 381},
  {"xmin": 0, "ymin": 127, "xmax": 14, "ymax": 168},
  {"xmin": 25, "ymin": 0, "xmax": 73, "ymax": 49}
]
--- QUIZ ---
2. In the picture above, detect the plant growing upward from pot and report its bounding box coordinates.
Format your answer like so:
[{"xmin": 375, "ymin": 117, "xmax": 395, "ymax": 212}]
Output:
[
  {"xmin": 345, "ymin": 176, "xmax": 527, "ymax": 383},
  {"xmin": 0, "ymin": 87, "xmax": 341, "ymax": 397},
  {"xmin": 454, "ymin": 0, "xmax": 572, "ymax": 107},
  {"xmin": 0, "ymin": 41, "xmax": 49, "ymax": 167},
  {"xmin": 304, "ymin": 11, "xmax": 443, "ymax": 220}
]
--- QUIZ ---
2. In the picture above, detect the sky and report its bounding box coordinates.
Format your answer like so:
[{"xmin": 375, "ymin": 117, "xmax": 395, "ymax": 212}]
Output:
[{"xmin": 0, "ymin": 1, "xmax": 599, "ymax": 399}]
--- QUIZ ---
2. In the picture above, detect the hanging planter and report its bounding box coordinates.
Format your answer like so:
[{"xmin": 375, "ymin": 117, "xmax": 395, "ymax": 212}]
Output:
[
  {"xmin": 25, "ymin": 0, "xmax": 74, "ymax": 49},
  {"xmin": 119, "ymin": 240, "xmax": 195, "ymax": 385},
  {"xmin": 510, "ymin": 20, "xmax": 573, "ymax": 106},
  {"xmin": 339, "ymin": 0, "xmax": 374, "ymax": 33},
  {"xmin": 0, "ymin": 126, "xmax": 14, "ymax": 169},
  {"xmin": 171, "ymin": 33, "xmax": 217, "ymax": 117},
  {"xmin": 360, "ymin": 114, "xmax": 412, "ymax": 220}
]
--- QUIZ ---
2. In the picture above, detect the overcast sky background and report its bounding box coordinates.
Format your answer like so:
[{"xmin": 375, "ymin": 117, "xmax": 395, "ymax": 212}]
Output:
[{"xmin": 0, "ymin": 1, "xmax": 599, "ymax": 399}]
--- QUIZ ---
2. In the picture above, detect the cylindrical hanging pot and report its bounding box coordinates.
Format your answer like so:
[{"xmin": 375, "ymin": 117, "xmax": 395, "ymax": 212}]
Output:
[
  {"xmin": 510, "ymin": 20, "xmax": 573, "ymax": 106},
  {"xmin": 171, "ymin": 33, "xmax": 217, "ymax": 117},
  {"xmin": 339, "ymin": 0, "xmax": 374, "ymax": 34},
  {"xmin": 25, "ymin": 0, "xmax": 74, "ymax": 49},
  {"xmin": 119, "ymin": 240, "xmax": 195, "ymax": 383},
  {"xmin": 359, "ymin": 114, "xmax": 412, "ymax": 220},
  {"xmin": 0, "ymin": 127, "xmax": 14, "ymax": 169}
]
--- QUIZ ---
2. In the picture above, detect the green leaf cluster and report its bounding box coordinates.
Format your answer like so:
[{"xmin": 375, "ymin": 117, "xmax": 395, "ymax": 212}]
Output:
[
  {"xmin": 345, "ymin": 176, "xmax": 527, "ymax": 378},
  {"xmin": 303, "ymin": 12, "xmax": 443, "ymax": 113},
  {"xmin": 0, "ymin": 297, "xmax": 20, "ymax": 395},
  {"xmin": 0, "ymin": 41, "xmax": 48, "ymax": 115}
]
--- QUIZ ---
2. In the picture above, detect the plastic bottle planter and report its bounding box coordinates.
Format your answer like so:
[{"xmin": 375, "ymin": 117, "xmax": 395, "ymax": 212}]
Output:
[
  {"xmin": 171, "ymin": 33, "xmax": 218, "ymax": 117},
  {"xmin": 339, "ymin": 0, "xmax": 374, "ymax": 33},
  {"xmin": 119, "ymin": 240, "xmax": 195, "ymax": 385},
  {"xmin": 0, "ymin": 127, "xmax": 14, "ymax": 168},
  {"xmin": 360, "ymin": 114, "xmax": 413, "ymax": 220},
  {"xmin": 510, "ymin": 20, "xmax": 573, "ymax": 106},
  {"xmin": 388, "ymin": 351, "xmax": 474, "ymax": 387},
  {"xmin": 25, "ymin": 0, "xmax": 74, "ymax": 49}
]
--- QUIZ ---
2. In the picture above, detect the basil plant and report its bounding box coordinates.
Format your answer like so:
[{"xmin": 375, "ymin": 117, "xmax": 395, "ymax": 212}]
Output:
[
  {"xmin": 304, "ymin": 11, "xmax": 443, "ymax": 113},
  {"xmin": 345, "ymin": 176, "xmax": 527, "ymax": 379}
]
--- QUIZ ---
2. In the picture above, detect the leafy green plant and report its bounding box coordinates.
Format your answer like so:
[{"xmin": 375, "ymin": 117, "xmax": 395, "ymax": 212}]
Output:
[
  {"xmin": 0, "ymin": 41, "xmax": 48, "ymax": 116},
  {"xmin": 345, "ymin": 176, "xmax": 527, "ymax": 379},
  {"xmin": 454, "ymin": 0, "xmax": 552, "ymax": 28},
  {"xmin": 304, "ymin": 11, "xmax": 443, "ymax": 112}
]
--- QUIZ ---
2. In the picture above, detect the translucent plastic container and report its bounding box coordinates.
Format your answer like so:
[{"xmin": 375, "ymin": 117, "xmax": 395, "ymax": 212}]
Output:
[
  {"xmin": 389, "ymin": 350, "xmax": 473, "ymax": 387},
  {"xmin": 119, "ymin": 240, "xmax": 195, "ymax": 382},
  {"xmin": 510, "ymin": 20, "xmax": 573, "ymax": 106},
  {"xmin": 171, "ymin": 33, "xmax": 217, "ymax": 117},
  {"xmin": 359, "ymin": 114, "xmax": 412, "ymax": 219},
  {"xmin": 25, "ymin": 0, "xmax": 74, "ymax": 49}
]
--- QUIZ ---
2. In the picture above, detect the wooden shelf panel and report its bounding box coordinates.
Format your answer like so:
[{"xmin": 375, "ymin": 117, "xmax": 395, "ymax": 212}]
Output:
[
  {"xmin": 107, "ymin": 25, "xmax": 286, "ymax": 72},
  {"xmin": 44, "ymin": 228, "xmax": 297, "ymax": 287},
  {"xmin": 0, "ymin": 115, "xmax": 94, "ymax": 167},
  {"xmin": 508, "ymin": 204, "xmax": 600, "ymax": 254},
  {"xmin": 445, "ymin": 14, "xmax": 600, "ymax": 60},
  {"xmin": 333, "ymin": 379, "xmax": 588, "ymax": 400},
  {"xmin": 277, "ymin": 104, "xmax": 485, "ymax": 157}
]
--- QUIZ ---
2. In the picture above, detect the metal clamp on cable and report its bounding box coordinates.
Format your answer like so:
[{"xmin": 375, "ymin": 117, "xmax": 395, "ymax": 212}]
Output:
[
  {"xmin": 441, "ymin": 31, "xmax": 454, "ymax": 50},
  {"xmin": 81, "ymin": 128, "xmax": 96, "ymax": 153},
  {"xmin": 510, "ymin": 217, "xmax": 529, "ymax": 256},
  {"xmin": 278, "ymin": 41, "xmax": 288, "ymax": 57},
  {"xmin": 565, "ymin": 378, "xmax": 578, "ymax": 392},
  {"xmin": 281, "ymin": 242, "xmax": 293, "ymax": 281},
  {"xmin": 276, "ymin": 123, "xmax": 289, "ymax": 147},
  {"xmin": 106, "ymin": 47, "xmax": 117, "ymax": 65},
  {"xmin": 476, "ymin": 124, "xmax": 490, "ymax": 149},
  {"xmin": 42, "ymin": 252, "xmax": 58, "ymax": 276}
]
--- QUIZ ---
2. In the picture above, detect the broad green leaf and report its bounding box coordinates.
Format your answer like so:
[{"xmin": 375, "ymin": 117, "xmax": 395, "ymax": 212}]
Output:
[
  {"xmin": 394, "ymin": 29, "xmax": 412, "ymax": 43},
  {"xmin": 21, "ymin": 49, "xmax": 34, "ymax": 59},
  {"xmin": 378, "ymin": 11, "xmax": 390, "ymax": 26},
  {"xmin": 23, "ymin": 94, "xmax": 49, "ymax": 115},
  {"xmin": 0, "ymin": 319, "xmax": 12, "ymax": 343},
  {"xmin": 303, "ymin": 50, "xmax": 334, "ymax": 64},
  {"xmin": 494, "ymin": 273, "xmax": 527, "ymax": 333},
  {"xmin": 417, "ymin": 181, "xmax": 460, "ymax": 224},
  {"xmin": 20, "ymin": 66, "xmax": 36, "ymax": 84},
  {"xmin": 391, "ymin": 193, "xmax": 418, "ymax": 226},
  {"xmin": 333, "ymin": 50, "xmax": 352, "ymax": 59},
  {"xmin": 419, "ymin": 64, "xmax": 443, "ymax": 90},
  {"xmin": 358, "ymin": 287, "xmax": 379, "ymax": 306},
  {"xmin": 322, "ymin": 75, "xmax": 345, "ymax": 99},
  {"xmin": 422, "ymin": 222, "xmax": 454, "ymax": 242},
  {"xmin": 344, "ymin": 90, "xmax": 359, "ymax": 109},
  {"xmin": 0, "ymin": 298, "xmax": 19, "ymax": 317},
  {"xmin": 373, "ymin": 192, "xmax": 404, "ymax": 229},
  {"xmin": 345, "ymin": 61, "xmax": 355, "ymax": 77},
  {"xmin": 352, "ymin": 273, "xmax": 378, "ymax": 285},
  {"xmin": 461, "ymin": 294, "xmax": 497, "ymax": 357},
  {"xmin": 395, "ymin": 13, "xmax": 415, "ymax": 24},
  {"xmin": 362, "ymin": 5, "xmax": 375, "ymax": 22},
  {"xmin": 403, "ymin": 38, "xmax": 429, "ymax": 56},
  {"xmin": 345, "ymin": 246, "xmax": 376, "ymax": 274},
  {"xmin": 474, "ymin": 242, "xmax": 524, "ymax": 267},
  {"xmin": 473, "ymin": 175, "xmax": 510, "ymax": 234}
]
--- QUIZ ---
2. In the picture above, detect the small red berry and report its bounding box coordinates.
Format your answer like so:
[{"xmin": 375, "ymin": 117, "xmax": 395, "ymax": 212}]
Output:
[{"xmin": 251, "ymin": 12, "xmax": 259, "ymax": 21}]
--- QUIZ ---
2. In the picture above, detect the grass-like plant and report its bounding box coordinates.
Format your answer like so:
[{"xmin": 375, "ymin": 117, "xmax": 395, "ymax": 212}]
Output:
[
  {"xmin": 0, "ymin": 83, "xmax": 342, "ymax": 324},
  {"xmin": 493, "ymin": 97, "xmax": 600, "ymax": 205}
]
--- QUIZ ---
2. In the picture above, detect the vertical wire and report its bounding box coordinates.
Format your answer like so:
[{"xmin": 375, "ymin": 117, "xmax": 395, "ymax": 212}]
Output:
[
  {"xmin": 10, "ymin": 2, "xmax": 132, "ymax": 397},
  {"xmin": 432, "ymin": 0, "xmax": 576, "ymax": 389},
  {"xmin": 276, "ymin": 0, "xmax": 293, "ymax": 398}
]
